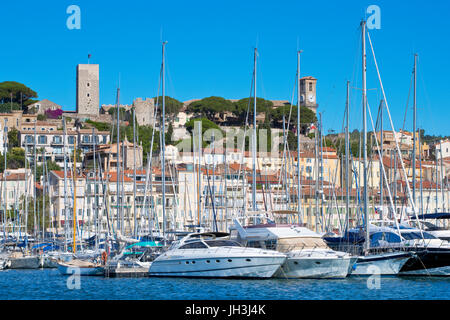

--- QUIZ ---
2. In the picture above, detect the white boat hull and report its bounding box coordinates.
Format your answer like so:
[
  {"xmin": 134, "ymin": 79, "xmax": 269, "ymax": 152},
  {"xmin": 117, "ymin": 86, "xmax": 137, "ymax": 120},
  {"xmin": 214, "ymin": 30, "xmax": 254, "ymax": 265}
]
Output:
[
  {"xmin": 8, "ymin": 256, "xmax": 41, "ymax": 269},
  {"xmin": 40, "ymin": 256, "xmax": 59, "ymax": 268},
  {"xmin": 276, "ymin": 256, "xmax": 356, "ymax": 279},
  {"xmin": 149, "ymin": 256, "xmax": 285, "ymax": 278},
  {"xmin": 57, "ymin": 262, "xmax": 104, "ymax": 276},
  {"xmin": 350, "ymin": 252, "xmax": 411, "ymax": 275}
]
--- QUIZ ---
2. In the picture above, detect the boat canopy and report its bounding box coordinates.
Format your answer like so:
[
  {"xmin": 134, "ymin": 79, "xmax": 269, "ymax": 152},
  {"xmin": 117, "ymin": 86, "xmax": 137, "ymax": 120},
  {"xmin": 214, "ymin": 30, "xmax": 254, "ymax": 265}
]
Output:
[
  {"xmin": 125, "ymin": 241, "xmax": 163, "ymax": 249},
  {"xmin": 413, "ymin": 213, "xmax": 450, "ymax": 220}
]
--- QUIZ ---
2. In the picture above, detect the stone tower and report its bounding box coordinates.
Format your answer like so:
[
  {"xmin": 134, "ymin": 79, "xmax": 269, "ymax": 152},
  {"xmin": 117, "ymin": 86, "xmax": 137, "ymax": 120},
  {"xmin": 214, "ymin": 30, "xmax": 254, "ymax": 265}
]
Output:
[
  {"xmin": 300, "ymin": 76, "xmax": 318, "ymax": 114},
  {"xmin": 76, "ymin": 64, "xmax": 99, "ymax": 116},
  {"xmin": 133, "ymin": 98, "xmax": 155, "ymax": 127}
]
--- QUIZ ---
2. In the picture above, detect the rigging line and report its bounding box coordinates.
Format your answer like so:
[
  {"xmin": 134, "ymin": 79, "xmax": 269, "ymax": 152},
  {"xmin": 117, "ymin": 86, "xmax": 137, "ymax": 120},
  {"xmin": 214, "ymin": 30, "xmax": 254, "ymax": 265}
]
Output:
[{"xmin": 366, "ymin": 30, "xmax": 422, "ymax": 229}]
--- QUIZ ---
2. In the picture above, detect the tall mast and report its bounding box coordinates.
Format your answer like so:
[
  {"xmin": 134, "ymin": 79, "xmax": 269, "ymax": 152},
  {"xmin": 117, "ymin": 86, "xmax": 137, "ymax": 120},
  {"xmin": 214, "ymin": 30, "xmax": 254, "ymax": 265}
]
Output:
[
  {"xmin": 440, "ymin": 140, "xmax": 445, "ymax": 212},
  {"xmin": 379, "ymin": 99, "xmax": 384, "ymax": 221},
  {"xmin": 93, "ymin": 127, "xmax": 98, "ymax": 250},
  {"xmin": 297, "ymin": 50, "xmax": 303, "ymax": 223},
  {"xmin": 25, "ymin": 144, "xmax": 28, "ymax": 247},
  {"xmin": 34, "ymin": 122, "xmax": 37, "ymax": 238},
  {"xmin": 115, "ymin": 85, "xmax": 121, "ymax": 234},
  {"xmin": 133, "ymin": 106, "xmax": 137, "ymax": 237},
  {"xmin": 345, "ymin": 81, "xmax": 350, "ymax": 232},
  {"xmin": 252, "ymin": 48, "xmax": 257, "ymax": 212},
  {"xmin": 419, "ymin": 129, "xmax": 423, "ymax": 216},
  {"xmin": 161, "ymin": 41, "xmax": 167, "ymax": 242},
  {"xmin": 197, "ymin": 122, "xmax": 201, "ymax": 229},
  {"xmin": 3, "ymin": 119, "xmax": 7, "ymax": 243},
  {"xmin": 63, "ymin": 117, "xmax": 68, "ymax": 251},
  {"xmin": 361, "ymin": 20, "xmax": 369, "ymax": 251},
  {"xmin": 413, "ymin": 53, "xmax": 417, "ymax": 206},
  {"xmin": 72, "ymin": 135, "xmax": 77, "ymax": 253}
]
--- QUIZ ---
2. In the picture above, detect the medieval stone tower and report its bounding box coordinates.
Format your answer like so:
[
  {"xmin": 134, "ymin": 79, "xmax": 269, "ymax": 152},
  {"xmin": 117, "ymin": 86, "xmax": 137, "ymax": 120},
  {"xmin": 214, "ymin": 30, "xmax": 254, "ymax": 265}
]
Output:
[
  {"xmin": 300, "ymin": 76, "xmax": 318, "ymax": 114},
  {"xmin": 133, "ymin": 98, "xmax": 155, "ymax": 127},
  {"xmin": 76, "ymin": 64, "xmax": 99, "ymax": 116}
]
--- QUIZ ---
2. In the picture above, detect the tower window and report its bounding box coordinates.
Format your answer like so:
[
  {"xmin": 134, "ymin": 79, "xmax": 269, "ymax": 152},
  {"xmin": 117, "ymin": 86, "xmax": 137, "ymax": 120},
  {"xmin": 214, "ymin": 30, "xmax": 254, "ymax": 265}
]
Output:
[
  {"xmin": 309, "ymin": 83, "xmax": 313, "ymax": 91},
  {"xmin": 87, "ymin": 83, "xmax": 90, "ymax": 87},
  {"xmin": 87, "ymin": 93, "xmax": 90, "ymax": 97}
]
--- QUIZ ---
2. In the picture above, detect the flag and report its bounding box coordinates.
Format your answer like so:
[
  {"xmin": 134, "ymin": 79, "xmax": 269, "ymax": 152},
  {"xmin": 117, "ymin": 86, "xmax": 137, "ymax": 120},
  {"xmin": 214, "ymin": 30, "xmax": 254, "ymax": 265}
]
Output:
[
  {"xmin": 309, "ymin": 123, "xmax": 317, "ymax": 130},
  {"xmin": 88, "ymin": 54, "xmax": 91, "ymax": 59}
]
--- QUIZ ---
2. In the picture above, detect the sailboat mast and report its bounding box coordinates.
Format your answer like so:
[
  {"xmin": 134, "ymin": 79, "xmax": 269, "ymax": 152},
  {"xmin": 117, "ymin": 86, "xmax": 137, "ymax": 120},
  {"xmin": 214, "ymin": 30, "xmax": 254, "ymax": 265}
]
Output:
[
  {"xmin": 33, "ymin": 122, "xmax": 37, "ymax": 238},
  {"xmin": 361, "ymin": 20, "xmax": 370, "ymax": 251},
  {"xmin": 345, "ymin": 80, "xmax": 350, "ymax": 232},
  {"xmin": 252, "ymin": 48, "xmax": 257, "ymax": 212},
  {"xmin": 63, "ymin": 117, "xmax": 68, "ymax": 251},
  {"xmin": 297, "ymin": 50, "xmax": 302, "ymax": 223},
  {"xmin": 133, "ymin": 105, "xmax": 137, "ymax": 237},
  {"xmin": 161, "ymin": 41, "xmax": 167, "ymax": 241},
  {"xmin": 72, "ymin": 137, "xmax": 77, "ymax": 253},
  {"xmin": 413, "ymin": 53, "xmax": 417, "ymax": 206},
  {"xmin": 116, "ymin": 85, "xmax": 121, "ymax": 234},
  {"xmin": 380, "ymin": 99, "xmax": 384, "ymax": 221}
]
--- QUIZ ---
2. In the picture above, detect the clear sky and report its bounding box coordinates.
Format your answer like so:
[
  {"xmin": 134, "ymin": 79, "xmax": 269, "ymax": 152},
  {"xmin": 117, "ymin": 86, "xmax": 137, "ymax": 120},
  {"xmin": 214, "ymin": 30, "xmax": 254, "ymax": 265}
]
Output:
[{"xmin": 2, "ymin": 0, "xmax": 449, "ymax": 136}]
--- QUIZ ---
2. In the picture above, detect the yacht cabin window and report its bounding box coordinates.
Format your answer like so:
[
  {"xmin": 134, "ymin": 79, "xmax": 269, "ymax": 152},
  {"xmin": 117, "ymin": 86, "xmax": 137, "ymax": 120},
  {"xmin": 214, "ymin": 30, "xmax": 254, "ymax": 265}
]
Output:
[{"xmin": 179, "ymin": 242, "xmax": 208, "ymax": 249}]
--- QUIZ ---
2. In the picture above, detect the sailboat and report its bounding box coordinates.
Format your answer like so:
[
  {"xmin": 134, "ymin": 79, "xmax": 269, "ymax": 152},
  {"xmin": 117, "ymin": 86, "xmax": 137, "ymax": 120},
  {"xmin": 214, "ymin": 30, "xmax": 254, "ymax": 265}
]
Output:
[
  {"xmin": 229, "ymin": 49, "xmax": 356, "ymax": 278},
  {"xmin": 7, "ymin": 124, "xmax": 41, "ymax": 269},
  {"xmin": 57, "ymin": 122, "xmax": 104, "ymax": 276},
  {"xmin": 324, "ymin": 20, "xmax": 415, "ymax": 275}
]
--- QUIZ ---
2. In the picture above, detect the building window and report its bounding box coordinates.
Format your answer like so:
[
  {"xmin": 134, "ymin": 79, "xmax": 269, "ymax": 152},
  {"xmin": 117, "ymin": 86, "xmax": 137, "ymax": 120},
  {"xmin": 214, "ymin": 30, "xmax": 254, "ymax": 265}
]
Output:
[
  {"xmin": 25, "ymin": 135, "xmax": 34, "ymax": 143},
  {"xmin": 309, "ymin": 82, "xmax": 313, "ymax": 91},
  {"xmin": 87, "ymin": 83, "xmax": 90, "ymax": 87},
  {"xmin": 38, "ymin": 136, "xmax": 47, "ymax": 144},
  {"xmin": 87, "ymin": 93, "xmax": 90, "ymax": 97},
  {"xmin": 68, "ymin": 136, "xmax": 75, "ymax": 145}
]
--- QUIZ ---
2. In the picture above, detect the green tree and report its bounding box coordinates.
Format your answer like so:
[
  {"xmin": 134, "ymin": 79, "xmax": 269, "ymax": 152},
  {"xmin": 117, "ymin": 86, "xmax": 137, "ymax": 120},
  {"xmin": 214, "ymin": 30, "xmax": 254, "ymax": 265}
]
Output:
[
  {"xmin": 165, "ymin": 122, "xmax": 174, "ymax": 145},
  {"xmin": 185, "ymin": 117, "xmax": 222, "ymax": 135},
  {"xmin": 85, "ymin": 120, "xmax": 112, "ymax": 132},
  {"xmin": 0, "ymin": 81, "xmax": 38, "ymax": 108},
  {"xmin": 233, "ymin": 97, "xmax": 273, "ymax": 122},
  {"xmin": 7, "ymin": 128, "xmax": 20, "ymax": 148},
  {"xmin": 0, "ymin": 147, "xmax": 26, "ymax": 172},
  {"xmin": 154, "ymin": 96, "xmax": 183, "ymax": 118},
  {"xmin": 35, "ymin": 160, "xmax": 61, "ymax": 182},
  {"xmin": 270, "ymin": 105, "xmax": 317, "ymax": 133},
  {"xmin": 187, "ymin": 96, "xmax": 233, "ymax": 121},
  {"xmin": 0, "ymin": 102, "xmax": 21, "ymax": 113},
  {"xmin": 108, "ymin": 107, "xmax": 128, "ymax": 119}
]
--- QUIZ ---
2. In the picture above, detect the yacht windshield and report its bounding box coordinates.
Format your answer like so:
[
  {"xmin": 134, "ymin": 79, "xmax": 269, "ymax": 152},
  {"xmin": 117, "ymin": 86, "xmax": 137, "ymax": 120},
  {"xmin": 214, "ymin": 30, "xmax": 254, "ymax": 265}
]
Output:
[
  {"xmin": 400, "ymin": 232, "xmax": 437, "ymax": 240},
  {"xmin": 204, "ymin": 240, "xmax": 241, "ymax": 247},
  {"xmin": 179, "ymin": 241, "xmax": 208, "ymax": 249}
]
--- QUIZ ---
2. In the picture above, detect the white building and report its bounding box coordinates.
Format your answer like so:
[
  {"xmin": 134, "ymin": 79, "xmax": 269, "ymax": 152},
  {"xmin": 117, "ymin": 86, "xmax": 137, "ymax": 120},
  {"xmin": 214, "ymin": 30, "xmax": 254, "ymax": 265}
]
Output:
[{"xmin": 0, "ymin": 169, "xmax": 35, "ymax": 211}]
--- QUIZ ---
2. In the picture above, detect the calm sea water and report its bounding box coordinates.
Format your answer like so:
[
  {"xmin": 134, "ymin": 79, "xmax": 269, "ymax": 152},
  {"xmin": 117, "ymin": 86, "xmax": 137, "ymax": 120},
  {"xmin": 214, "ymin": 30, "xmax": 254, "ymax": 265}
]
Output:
[{"xmin": 0, "ymin": 269, "xmax": 449, "ymax": 300}]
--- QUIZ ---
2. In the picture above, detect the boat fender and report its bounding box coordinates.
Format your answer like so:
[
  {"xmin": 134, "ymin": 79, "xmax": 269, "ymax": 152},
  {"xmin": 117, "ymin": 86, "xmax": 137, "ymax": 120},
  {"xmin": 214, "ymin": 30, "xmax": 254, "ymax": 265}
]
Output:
[{"xmin": 101, "ymin": 251, "xmax": 108, "ymax": 265}]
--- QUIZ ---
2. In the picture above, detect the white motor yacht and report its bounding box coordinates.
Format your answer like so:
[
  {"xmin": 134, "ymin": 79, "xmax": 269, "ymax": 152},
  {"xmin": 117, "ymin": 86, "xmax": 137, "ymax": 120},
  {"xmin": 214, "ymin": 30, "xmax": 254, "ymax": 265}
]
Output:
[
  {"xmin": 148, "ymin": 232, "xmax": 286, "ymax": 278},
  {"xmin": 231, "ymin": 214, "xmax": 356, "ymax": 279}
]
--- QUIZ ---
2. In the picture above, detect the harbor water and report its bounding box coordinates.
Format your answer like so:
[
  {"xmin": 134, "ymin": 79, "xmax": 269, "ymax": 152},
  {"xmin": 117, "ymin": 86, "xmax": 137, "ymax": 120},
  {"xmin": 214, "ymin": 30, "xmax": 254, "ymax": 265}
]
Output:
[{"xmin": 0, "ymin": 269, "xmax": 448, "ymax": 300}]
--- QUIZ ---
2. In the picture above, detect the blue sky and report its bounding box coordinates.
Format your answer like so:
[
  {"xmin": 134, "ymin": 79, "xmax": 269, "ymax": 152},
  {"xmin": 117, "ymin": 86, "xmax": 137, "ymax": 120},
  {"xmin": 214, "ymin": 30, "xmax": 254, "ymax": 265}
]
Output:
[{"xmin": 2, "ymin": 0, "xmax": 449, "ymax": 136}]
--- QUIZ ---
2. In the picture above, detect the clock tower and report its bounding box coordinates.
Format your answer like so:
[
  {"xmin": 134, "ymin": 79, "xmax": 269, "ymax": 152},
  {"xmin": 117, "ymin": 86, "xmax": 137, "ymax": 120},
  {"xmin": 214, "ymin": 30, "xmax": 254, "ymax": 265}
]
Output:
[{"xmin": 299, "ymin": 76, "xmax": 318, "ymax": 114}]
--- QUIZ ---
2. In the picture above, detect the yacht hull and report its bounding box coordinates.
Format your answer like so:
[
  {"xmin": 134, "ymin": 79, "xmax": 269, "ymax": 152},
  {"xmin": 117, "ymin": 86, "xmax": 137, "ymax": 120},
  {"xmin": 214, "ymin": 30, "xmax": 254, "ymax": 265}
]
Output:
[
  {"xmin": 149, "ymin": 256, "xmax": 285, "ymax": 278},
  {"xmin": 57, "ymin": 262, "xmax": 104, "ymax": 276},
  {"xmin": 8, "ymin": 256, "xmax": 41, "ymax": 269},
  {"xmin": 400, "ymin": 249, "xmax": 450, "ymax": 276},
  {"xmin": 40, "ymin": 256, "xmax": 59, "ymax": 268},
  {"xmin": 350, "ymin": 252, "xmax": 411, "ymax": 275},
  {"xmin": 275, "ymin": 256, "xmax": 356, "ymax": 279}
]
